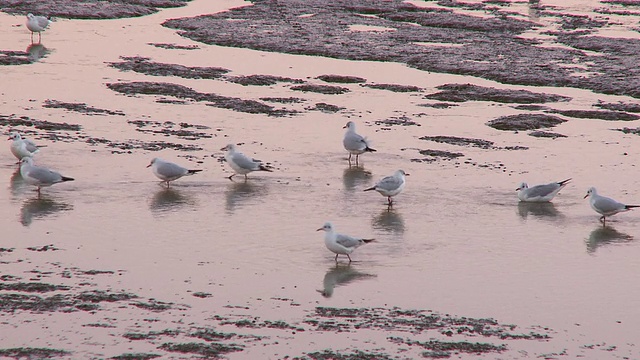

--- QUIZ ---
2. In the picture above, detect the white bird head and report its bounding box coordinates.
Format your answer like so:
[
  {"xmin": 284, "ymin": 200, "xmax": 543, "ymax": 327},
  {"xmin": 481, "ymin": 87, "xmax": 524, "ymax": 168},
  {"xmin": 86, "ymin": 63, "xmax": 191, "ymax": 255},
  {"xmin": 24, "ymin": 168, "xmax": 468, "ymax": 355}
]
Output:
[
  {"xmin": 343, "ymin": 121, "xmax": 355, "ymax": 130},
  {"xmin": 147, "ymin": 158, "xmax": 159, "ymax": 168},
  {"xmin": 395, "ymin": 170, "xmax": 408, "ymax": 177},
  {"xmin": 316, "ymin": 222, "xmax": 333, "ymax": 232},
  {"xmin": 584, "ymin": 187, "xmax": 597, "ymax": 199},
  {"xmin": 221, "ymin": 144, "xmax": 236, "ymax": 152},
  {"xmin": 27, "ymin": 13, "xmax": 34, "ymax": 19},
  {"xmin": 517, "ymin": 182, "xmax": 528, "ymax": 191},
  {"xmin": 20, "ymin": 157, "xmax": 34, "ymax": 166},
  {"xmin": 8, "ymin": 132, "xmax": 21, "ymax": 141}
]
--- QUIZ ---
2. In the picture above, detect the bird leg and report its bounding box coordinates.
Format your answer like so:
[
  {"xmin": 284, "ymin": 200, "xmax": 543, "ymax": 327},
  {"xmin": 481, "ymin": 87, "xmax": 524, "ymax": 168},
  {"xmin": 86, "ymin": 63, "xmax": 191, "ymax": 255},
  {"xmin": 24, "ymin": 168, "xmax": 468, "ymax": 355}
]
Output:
[
  {"xmin": 355, "ymin": 154, "xmax": 360, "ymax": 166},
  {"xmin": 244, "ymin": 174, "xmax": 248, "ymax": 181},
  {"xmin": 334, "ymin": 254, "xmax": 339, "ymax": 262},
  {"xmin": 347, "ymin": 254, "xmax": 352, "ymax": 263},
  {"xmin": 347, "ymin": 153, "xmax": 352, "ymax": 165},
  {"xmin": 387, "ymin": 196, "xmax": 393, "ymax": 206},
  {"xmin": 227, "ymin": 174, "xmax": 235, "ymax": 180}
]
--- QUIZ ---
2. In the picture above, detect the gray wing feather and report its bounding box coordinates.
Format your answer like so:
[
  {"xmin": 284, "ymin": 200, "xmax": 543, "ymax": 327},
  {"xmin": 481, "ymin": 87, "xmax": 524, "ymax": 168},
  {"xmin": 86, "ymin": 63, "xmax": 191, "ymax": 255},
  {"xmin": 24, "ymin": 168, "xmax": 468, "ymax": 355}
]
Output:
[
  {"xmin": 29, "ymin": 166, "xmax": 62, "ymax": 183},
  {"xmin": 343, "ymin": 133, "xmax": 367, "ymax": 151},
  {"xmin": 232, "ymin": 152, "xmax": 260, "ymax": 170},
  {"xmin": 376, "ymin": 176, "xmax": 401, "ymax": 190},
  {"xmin": 526, "ymin": 183, "xmax": 558, "ymax": 198},
  {"xmin": 335, "ymin": 234, "xmax": 362, "ymax": 248},
  {"xmin": 24, "ymin": 139, "xmax": 39, "ymax": 152},
  {"xmin": 593, "ymin": 196, "xmax": 624, "ymax": 212},
  {"xmin": 158, "ymin": 162, "xmax": 187, "ymax": 177},
  {"xmin": 36, "ymin": 16, "xmax": 50, "ymax": 28}
]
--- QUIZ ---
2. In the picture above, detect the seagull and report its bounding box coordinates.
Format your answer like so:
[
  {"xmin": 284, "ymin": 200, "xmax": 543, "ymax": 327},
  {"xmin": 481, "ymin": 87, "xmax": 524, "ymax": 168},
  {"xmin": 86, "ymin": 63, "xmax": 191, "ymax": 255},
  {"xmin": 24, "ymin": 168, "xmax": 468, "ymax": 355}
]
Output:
[
  {"xmin": 584, "ymin": 187, "xmax": 639, "ymax": 224},
  {"xmin": 147, "ymin": 158, "xmax": 202, "ymax": 187},
  {"xmin": 9, "ymin": 132, "xmax": 41, "ymax": 162},
  {"xmin": 26, "ymin": 13, "xmax": 52, "ymax": 43},
  {"xmin": 316, "ymin": 222, "xmax": 374, "ymax": 262},
  {"xmin": 516, "ymin": 178, "xmax": 571, "ymax": 202},
  {"xmin": 20, "ymin": 157, "xmax": 74, "ymax": 195},
  {"xmin": 221, "ymin": 144, "xmax": 272, "ymax": 180},
  {"xmin": 364, "ymin": 170, "xmax": 408, "ymax": 206},
  {"xmin": 343, "ymin": 121, "xmax": 376, "ymax": 165}
]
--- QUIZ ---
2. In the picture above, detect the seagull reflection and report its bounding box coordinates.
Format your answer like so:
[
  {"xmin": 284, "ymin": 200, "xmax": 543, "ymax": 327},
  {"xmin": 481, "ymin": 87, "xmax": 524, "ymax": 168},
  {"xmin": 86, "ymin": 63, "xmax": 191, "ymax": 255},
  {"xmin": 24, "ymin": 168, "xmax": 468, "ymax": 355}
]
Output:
[
  {"xmin": 342, "ymin": 166, "xmax": 372, "ymax": 191},
  {"xmin": 10, "ymin": 168, "xmax": 28, "ymax": 197},
  {"xmin": 372, "ymin": 207, "xmax": 405, "ymax": 234},
  {"xmin": 20, "ymin": 196, "xmax": 72, "ymax": 226},
  {"xmin": 586, "ymin": 225, "xmax": 633, "ymax": 253},
  {"xmin": 225, "ymin": 181, "xmax": 266, "ymax": 212},
  {"xmin": 150, "ymin": 187, "xmax": 194, "ymax": 213},
  {"xmin": 317, "ymin": 264, "xmax": 376, "ymax": 298},
  {"xmin": 26, "ymin": 42, "xmax": 49, "ymax": 61},
  {"xmin": 517, "ymin": 202, "xmax": 562, "ymax": 219}
]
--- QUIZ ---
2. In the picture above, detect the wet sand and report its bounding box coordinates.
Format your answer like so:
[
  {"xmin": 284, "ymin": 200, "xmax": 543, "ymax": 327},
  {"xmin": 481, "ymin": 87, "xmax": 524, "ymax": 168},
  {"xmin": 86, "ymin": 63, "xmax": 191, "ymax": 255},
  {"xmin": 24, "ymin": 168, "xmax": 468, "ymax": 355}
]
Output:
[{"xmin": 1, "ymin": 0, "xmax": 640, "ymax": 358}]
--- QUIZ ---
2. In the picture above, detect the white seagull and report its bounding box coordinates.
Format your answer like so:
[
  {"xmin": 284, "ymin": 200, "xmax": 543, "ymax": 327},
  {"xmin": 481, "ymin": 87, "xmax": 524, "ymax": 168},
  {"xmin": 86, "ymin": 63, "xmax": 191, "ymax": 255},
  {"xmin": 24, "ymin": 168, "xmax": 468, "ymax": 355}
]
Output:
[
  {"xmin": 9, "ymin": 132, "xmax": 41, "ymax": 162},
  {"xmin": 147, "ymin": 158, "xmax": 202, "ymax": 187},
  {"xmin": 364, "ymin": 170, "xmax": 408, "ymax": 206},
  {"xmin": 316, "ymin": 222, "xmax": 374, "ymax": 262},
  {"xmin": 20, "ymin": 157, "xmax": 74, "ymax": 195},
  {"xmin": 584, "ymin": 187, "xmax": 639, "ymax": 224},
  {"xmin": 221, "ymin": 144, "xmax": 272, "ymax": 180},
  {"xmin": 517, "ymin": 178, "xmax": 571, "ymax": 202},
  {"xmin": 343, "ymin": 121, "xmax": 376, "ymax": 165},
  {"xmin": 26, "ymin": 13, "xmax": 52, "ymax": 43}
]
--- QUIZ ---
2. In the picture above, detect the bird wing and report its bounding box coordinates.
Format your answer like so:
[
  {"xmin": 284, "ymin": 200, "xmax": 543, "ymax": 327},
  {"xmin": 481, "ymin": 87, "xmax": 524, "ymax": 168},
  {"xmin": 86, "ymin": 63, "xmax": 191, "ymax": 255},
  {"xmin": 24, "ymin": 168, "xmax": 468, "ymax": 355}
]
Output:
[
  {"xmin": 23, "ymin": 139, "xmax": 39, "ymax": 153},
  {"xmin": 593, "ymin": 196, "xmax": 625, "ymax": 213},
  {"xmin": 28, "ymin": 166, "xmax": 62, "ymax": 184},
  {"xmin": 525, "ymin": 183, "xmax": 559, "ymax": 198},
  {"xmin": 157, "ymin": 162, "xmax": 187, "ymax": 178},
  {"xmin": 376, "ymin": 175, "xmax": 402, "ymax": 191},
  {"xmin": 335, "ymin": 233, "xmax": 362, "ymax": 248},
  {"xmin": 343, "ymin": 132, "xmax": 367, "ymax": 151},
  {"xmin": 36, "ymin": 16, "xmax": 50, "ymax": 28},
  {"xmin": 231, "ymin": 151, "xmax": 260, "ymax": 170}
]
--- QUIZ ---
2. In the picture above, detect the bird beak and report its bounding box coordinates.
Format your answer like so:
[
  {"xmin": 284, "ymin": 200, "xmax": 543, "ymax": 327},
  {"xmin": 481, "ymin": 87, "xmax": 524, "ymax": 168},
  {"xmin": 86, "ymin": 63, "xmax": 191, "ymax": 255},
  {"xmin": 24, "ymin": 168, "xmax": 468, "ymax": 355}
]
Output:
[
  {"xmin": 583, "ymin": 193, "xmax": 589, "ymax": 199},
  {"xmin": 220, "ymin": 146, "xmax": 227, "ymax": 151},
  {"xmin": 515, "ymin": 188, "xmax": 520, "ymax": 191},
  {"xmin": 405, "ymin": 173, "xmax": 410, "ymax": 176},
  {"xmin": 342, "ymin": 125, "xmax": 347, "ymax": 129},
  {"xmin": 316, "ymin": 228, "xmax": 323, "ymax": 231},
  {"xmin": 146, "ymin": 163, "xmax": 152, "ymax": 168}
]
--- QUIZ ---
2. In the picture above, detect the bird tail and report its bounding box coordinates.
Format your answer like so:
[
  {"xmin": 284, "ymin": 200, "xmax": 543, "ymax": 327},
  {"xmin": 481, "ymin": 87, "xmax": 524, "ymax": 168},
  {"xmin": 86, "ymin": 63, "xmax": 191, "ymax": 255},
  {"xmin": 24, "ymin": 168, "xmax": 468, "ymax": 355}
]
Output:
[
  {"xmin": 187, "ymin": 169, "xmax": 203, "ymax": 175},
  {"xmin": 259, "ymin": 165, "xmax": 273, "ymax": 172},
  {"xmin": 363, "ymin": 186, "xmax": 376, "ymax": 192},
  {"xmin": 558, "ymin": 178, "xmax": 572, "ymax": 186},
  {"xmin": 365, "ymin": 146, "xmax": 376, "ymax": 153},
  {"xmin": 625, "ymin": 205, "xmax": 640, "ymax": 209},
  {"xmin": 61, "ymin": 176, "xmax": 74, "ymax": 182},
  {"xmin": 362, "ymin": 239, "xmax": 375, "ymax": 244}
]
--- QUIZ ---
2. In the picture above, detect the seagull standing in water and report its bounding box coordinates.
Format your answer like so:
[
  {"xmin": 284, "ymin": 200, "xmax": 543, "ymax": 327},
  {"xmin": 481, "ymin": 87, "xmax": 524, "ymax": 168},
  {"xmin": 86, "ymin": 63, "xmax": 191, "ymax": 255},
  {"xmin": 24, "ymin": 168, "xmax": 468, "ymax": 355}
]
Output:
[
  {"xmin": 316, "ymin": 222, "xmax": 374, "ymax": 262},
  {"xmin": 364, "ymin": 170, "xmax": 408, "ymax": 206},
  {"xmin": 584, "ymin": 187, "xmax": 639, "ymax": 225},
  {"xmin": 26, "ymin": 13, "xmax": 52, "ymax": 43},
  {"xmin": 20, "ymin": 157, "xmax": 74, "ymax": 196},
  {"xmin": 516, "ymin": 178, "xmax": 571, "ymax": 202},
  {"xmin": 147, "ymin": 158, "xmax": 202, "ymax": 187},
  {"xmin": 221, "ymin": 144, "xmax": 272, "ymax": 180},
  {"xmin": 343, "ymin": 121, "xmax": 376, "ymax": 166},
  {"xmin": 9, "ymin": 132, "xmax": 41, "ymax": 162}
]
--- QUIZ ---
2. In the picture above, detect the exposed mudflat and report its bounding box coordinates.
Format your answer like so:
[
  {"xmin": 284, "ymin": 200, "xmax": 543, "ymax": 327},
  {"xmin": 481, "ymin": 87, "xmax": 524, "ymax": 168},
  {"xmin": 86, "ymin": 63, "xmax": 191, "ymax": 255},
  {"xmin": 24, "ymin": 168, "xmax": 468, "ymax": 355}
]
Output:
[
  {"xmin": 2, "ymin": 0, "xmax": 640, "ymax": 359},
  {"xmin": 163, "ymin": 0, "xmax": 640, "ymax": 98}
]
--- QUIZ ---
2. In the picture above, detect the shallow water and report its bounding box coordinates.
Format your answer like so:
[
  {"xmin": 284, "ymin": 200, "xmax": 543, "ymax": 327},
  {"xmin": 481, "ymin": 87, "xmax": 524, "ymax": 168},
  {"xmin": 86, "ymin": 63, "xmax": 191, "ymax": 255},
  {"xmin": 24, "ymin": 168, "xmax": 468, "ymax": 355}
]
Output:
[{"xmin": 1, "ymin": 0, "xmax": 640, "ymax": 358}]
